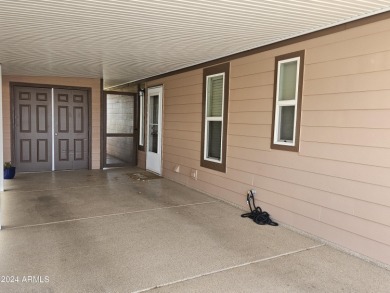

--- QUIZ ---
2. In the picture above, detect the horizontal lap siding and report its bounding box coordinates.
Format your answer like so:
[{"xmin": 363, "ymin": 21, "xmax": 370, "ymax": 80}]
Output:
[
  {"xmin": 302, "ymin": 126, "xmax": 390, "ymax": 148},
  {"xmin": 139, "ymin": 18, "xmax": 390, "ymax": 265},
  {"xmin": 303, "ymin": 90, "xmax": 390, "ymax": 111},
  {"xmin": 298, "ymin": 19, "xmax": 390, "ymax": 263}
]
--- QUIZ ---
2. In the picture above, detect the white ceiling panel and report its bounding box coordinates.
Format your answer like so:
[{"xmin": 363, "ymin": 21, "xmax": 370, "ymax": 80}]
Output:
[{"xmin": 1, "ymin": 0, "xmax": 390, "ymax": 88}]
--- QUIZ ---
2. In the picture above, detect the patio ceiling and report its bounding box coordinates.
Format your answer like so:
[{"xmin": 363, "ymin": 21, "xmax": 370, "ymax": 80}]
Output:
[{"xmin": 1, "ymin": 0, "xmax": 390, "ymax": 89}]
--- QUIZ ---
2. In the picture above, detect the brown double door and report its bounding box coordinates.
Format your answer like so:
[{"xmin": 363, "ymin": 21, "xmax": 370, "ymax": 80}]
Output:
[{"xmin": 14, "ymin": 86, "xmax": 89, "ymax": 172}]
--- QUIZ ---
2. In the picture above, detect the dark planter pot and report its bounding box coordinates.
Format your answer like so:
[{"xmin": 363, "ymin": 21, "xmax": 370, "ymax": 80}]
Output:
[{"xmin": 4, "ymin": 167, "xmax": 16, "ymax": 179}]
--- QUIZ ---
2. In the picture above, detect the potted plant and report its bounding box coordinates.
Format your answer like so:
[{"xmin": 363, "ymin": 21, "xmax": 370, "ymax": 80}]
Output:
[{"xmin": 4, "ymin": 162, "xmax": 16, "ymax": 179}]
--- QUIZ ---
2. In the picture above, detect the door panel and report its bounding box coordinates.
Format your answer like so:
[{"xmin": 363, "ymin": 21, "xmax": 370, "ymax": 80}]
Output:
[
  {"xmin": 54, "ymin": 89, "xmax": 89, "ymax": 170},
  {"xmin": 14, "ymin": 86, "xmax": 52, "ymax": 172},
  {"xmin": 37, "ymin": 105, "xmax": 48, "ymax": 133},
  {"xmin": 19, "ymin": 105, "xmax": 31, "ymax": 132},
  {"xmin": 58, "ymin": 106, "xmax": 69, "ymax": 132},
  {"xmin": 73, "ymin": 107, "xmax": 84, "ymax": 132},
  {"xmin": 146, "ymin": 86, "xmax": 163, "ymax": 175},
  {"xmin": 74, "ymin": 139, "xmax": 85, "ymax": 160},
  {"xmin": 20, "ymin": 139, "xmax": 32, "ymax": 162},
  {"xmin": 37, "ymin": 139, "xmax": 48, "ymax": 162}
]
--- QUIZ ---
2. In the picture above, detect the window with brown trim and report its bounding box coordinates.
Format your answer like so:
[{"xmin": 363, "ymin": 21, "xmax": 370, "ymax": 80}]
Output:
[
  {"xmin": 138, "ymin": 89, "xmax": 145, "ymax": 151},
  {"xmin": 201, "ymin": 63, "xmax": 230, "ymax": 172},
  {"xmin": 271, "ymin": 50, "xmax": 304, "ymax": 152}
]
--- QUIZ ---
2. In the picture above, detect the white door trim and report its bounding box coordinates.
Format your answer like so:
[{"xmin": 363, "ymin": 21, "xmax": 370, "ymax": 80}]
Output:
[
  {"xmin": 146, "ymin": 85, "xmax": 163, "ymax": 175},
  {"xmin": 0, "ymin": 64, "xmax": 3, "ymax": 230}
]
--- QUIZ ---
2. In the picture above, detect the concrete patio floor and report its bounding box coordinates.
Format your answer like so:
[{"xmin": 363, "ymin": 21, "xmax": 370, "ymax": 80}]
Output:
[{"xmin": 0, "ymin": 167, "xmax": 389, "ymax": 292}]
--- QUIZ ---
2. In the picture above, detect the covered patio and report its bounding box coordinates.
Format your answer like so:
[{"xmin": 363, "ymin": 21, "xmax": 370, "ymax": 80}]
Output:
[
  {"xmin": 0, "ymin": 168, "xmax": 389, "ymax": 292},
  {"xmin": 1, "ymin": 1, "xmax": 390, "ymax": 291}
]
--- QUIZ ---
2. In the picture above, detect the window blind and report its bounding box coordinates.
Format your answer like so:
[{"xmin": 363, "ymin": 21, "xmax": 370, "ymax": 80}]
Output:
[{"xmin": 207, "ymin": 75, "xmax": 223, "ymax": 117}]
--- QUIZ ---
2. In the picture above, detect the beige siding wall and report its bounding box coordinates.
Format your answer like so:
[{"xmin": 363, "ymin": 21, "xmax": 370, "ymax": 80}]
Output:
[
  {"xmin": 2, "ymin": 76, "xmax": 101, "ymax": 169},
  {"xmin": 139, "ymin": 17, "xmax": 390, "ymax": 266}
]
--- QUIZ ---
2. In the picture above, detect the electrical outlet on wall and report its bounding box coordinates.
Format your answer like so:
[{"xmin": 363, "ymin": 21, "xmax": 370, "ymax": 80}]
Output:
[
  {"xmin": 249, "ymin": 189, "xmax": 256, "ymax": 196},
  {"xmin": 174, "ymin": 165, "xmax": 180, "ymax": 173}
]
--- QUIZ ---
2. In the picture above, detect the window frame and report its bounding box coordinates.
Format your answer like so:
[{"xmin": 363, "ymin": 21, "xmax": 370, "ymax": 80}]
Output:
[
  {"xmin": 204, "ymin": 72, "xmax": 225, "ymax": 164},
  {"xmin": 201, "ymin": 63, "xmax": 230, "ymax": 172},
  {"xmin": 137, "ymin": 89, "xmax": 145, "ymax": 151},
  {"xmin": 138, "ymin": 90, "xmax": 144, "ymax": 147},
  {"xmin": 271, "ymin": 50, "xmax": 304, "ymax": 152}
]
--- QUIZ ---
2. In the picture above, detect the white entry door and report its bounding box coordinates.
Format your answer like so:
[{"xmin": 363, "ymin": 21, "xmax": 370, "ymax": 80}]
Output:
[{"xmin": 146, "ymin": 86, "xmax": 163, "ymax": 175}]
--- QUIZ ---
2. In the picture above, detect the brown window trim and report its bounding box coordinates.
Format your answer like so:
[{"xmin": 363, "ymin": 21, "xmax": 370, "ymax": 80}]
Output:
[
  {"xmin": 271, "ymin": 50, "xmax": 305, "ymax": 152},
  {"xmin": 201, "ymin": 63, "xmax": 230, "ymax": 172}
]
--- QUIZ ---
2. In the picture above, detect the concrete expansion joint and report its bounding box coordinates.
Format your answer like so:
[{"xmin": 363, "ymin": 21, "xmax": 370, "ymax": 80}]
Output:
[
  {"xmin": 132, "ymin": 244, "xmax": 325, "ymax": 293},
  {"xmin": 6, "ymin": 200, "xmax": 219, "ymax": 230},
  {"xmin": 11, "ymin": 181, "xmax": 134, "ymax": 193}
]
